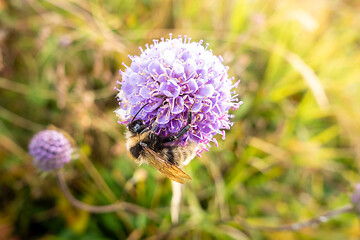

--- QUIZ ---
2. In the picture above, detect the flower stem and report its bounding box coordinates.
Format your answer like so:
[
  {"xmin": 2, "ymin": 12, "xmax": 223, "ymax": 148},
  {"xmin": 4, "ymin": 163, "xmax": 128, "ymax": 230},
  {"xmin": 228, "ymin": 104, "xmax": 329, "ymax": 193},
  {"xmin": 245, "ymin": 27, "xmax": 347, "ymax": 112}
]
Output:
[
  {"xmin": 171, "ymin": 181, "xmax": 183, "ymax": 224},
  {"xmin": 233, "ymin": 204, "xmax": 354, "ymax": 231},
  {"xmin": 143, "ymin": 204, "xmax": 354, "ymax": 240},
  {"xmin": 56, "ymin": 169, "xmax": 158, "ymax": 220}
]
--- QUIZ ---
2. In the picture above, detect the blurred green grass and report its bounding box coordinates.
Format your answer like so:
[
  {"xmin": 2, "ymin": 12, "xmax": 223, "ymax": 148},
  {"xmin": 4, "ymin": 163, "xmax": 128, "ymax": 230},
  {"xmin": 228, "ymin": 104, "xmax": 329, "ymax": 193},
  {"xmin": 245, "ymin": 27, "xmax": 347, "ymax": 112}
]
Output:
[{"xmin": 1, "ymin": 0, "xmax": 360, "ymax": 239}]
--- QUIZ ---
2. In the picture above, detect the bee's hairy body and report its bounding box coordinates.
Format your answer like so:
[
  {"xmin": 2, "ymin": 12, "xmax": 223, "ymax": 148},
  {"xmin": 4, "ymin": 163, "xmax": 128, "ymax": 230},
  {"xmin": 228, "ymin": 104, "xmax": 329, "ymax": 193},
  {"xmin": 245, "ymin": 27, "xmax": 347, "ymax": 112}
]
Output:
[
  {"xmin": 125, "ymin": 103, "xmax": 196, "ymax": 183},
  {"xmin": 126, "ymin": 130, "xmax": 197, "ymax": 167}
]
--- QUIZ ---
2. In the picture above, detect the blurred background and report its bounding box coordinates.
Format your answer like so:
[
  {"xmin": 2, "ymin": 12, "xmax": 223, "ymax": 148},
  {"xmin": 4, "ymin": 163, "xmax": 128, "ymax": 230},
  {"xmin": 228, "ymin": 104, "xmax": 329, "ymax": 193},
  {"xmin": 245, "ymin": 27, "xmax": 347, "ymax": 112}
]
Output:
[{"xmin": 1, "ymin": 0, "xmax": 360, "ymax": 239}]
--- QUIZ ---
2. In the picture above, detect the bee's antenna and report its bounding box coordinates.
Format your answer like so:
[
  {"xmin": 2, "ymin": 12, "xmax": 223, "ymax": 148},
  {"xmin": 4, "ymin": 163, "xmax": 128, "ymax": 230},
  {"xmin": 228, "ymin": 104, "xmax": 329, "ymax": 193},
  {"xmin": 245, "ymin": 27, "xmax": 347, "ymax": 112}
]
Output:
[{"xmin": 131, "ymin": 103, "xmax": 150, "ymax": 123}]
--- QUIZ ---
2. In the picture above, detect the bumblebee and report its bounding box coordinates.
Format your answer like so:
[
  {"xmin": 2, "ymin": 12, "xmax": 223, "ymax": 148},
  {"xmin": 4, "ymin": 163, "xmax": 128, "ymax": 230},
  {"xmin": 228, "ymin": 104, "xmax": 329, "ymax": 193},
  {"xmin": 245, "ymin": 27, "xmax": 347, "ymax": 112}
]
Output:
[{"xmin": 126, "ymin": 103, "xmax": 197, "ymax": 184}]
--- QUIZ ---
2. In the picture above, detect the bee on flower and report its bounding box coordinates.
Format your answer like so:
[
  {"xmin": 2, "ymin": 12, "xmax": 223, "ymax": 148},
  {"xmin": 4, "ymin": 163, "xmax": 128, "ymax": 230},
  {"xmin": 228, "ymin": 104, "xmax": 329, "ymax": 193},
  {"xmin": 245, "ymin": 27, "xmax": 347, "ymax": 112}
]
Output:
[{"xmin": 115, "ymin": 34, "xmax": 242, "ymax": 183}]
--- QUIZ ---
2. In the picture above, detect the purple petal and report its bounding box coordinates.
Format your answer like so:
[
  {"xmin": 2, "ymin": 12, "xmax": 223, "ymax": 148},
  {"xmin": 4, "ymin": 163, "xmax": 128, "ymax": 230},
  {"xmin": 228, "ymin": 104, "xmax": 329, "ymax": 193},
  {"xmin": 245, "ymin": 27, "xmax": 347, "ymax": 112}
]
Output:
[
  {"xmin": 170, "ymin": 97, "xmax": 184, "ymax": 114},
  {"xmin": 181, "ymin": 51, "xmax": 194, "ymax": 61},
  {"xmin": 159, "ymin": 80, "xmax": 180, "ymax": 98},
  {"xmin": 140, "ymin": 87, "xmax": 151, "ymax": 98},
  {"xmin": 121, "ymin": 82, "xmax": 134, "ymax": 95},
  {"xmin": 212, "ymin": 103, "xmax": 221, "ymax": 115},
  {"xmin": 185, "ymin": 59, "xmax": 197, "ymax": 78},
  {"xmin": 129, "ymin": 73, "xmax": 143, "ymax": 84},
  {"xmin": 202, "ymin": 99, "xmax": 213, "ymax": 113},
  {"xmin": 158, "ymin": 74, "xmax": 168, "ymax": 83},
  {"xmin": 169, "ymin": 119, "xmax": 181, "ymax": 132},
  {"xmin": 158, "ymin": 108, "xmax": 171, "ymax": 124},
  {"xmin": 130, "ymin": 105, "xmax": 142, "ymax": 116},
  {"xmin": 144, "ymin": 100, "xmax": 163, "ymax": 112},
  {"xmin": 148, "ymin": 61, "xmax": 165, "ymax": 75},
  {"xmin": 202, "ymin": 125, "xmax": 212, "ymax": 134},
  {"xmin": 197, "ymin": 68, "xmax": 207, "ymax": 78},
  {"xmin": 197, "ymin": 78, "xmax": 205, "ymax": 88},
  {"xmin": 128, "ymin": 93, "xmax": 142, "ymax": 103},
  {"xmin": 198, "ymin": 84, "xmax": 215, "ymax": 97},
  {"xmin": 130, "ymin": 62, "xmax": 141, "ymax": 72},
  {"xmin": 211, "ymin": 121, "xmax": 220, "ymax": 130},
  {"xmin": 183, "ymin": 78, "xmax": 198, "ymax": 93},
  {"xmin": 206, "ymin": 112, "xmax": 216, "ymax": 122},
  {"xmin": 192, "ymin": 99, "xmax": 203, "ymax": 112},
  {"xmin": 171, "ymin": 61, "xmax": 184, "ymax": 78}
]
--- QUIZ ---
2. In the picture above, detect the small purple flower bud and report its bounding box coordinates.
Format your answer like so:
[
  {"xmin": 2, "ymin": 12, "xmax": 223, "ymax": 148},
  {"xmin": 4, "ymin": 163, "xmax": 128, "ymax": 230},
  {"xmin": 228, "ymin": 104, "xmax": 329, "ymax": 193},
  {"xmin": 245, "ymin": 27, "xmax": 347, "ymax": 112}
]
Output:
[
  {"xmin": 29, "ymin": 130, "xmax": 73, "ymax": 171},
  {"xmin": 115, "ymin": 35, "xmax": 242, "ymax": 153},
  {"xmin": 351, "ymin": 183, "xmax": 360, "ymax": 214}
]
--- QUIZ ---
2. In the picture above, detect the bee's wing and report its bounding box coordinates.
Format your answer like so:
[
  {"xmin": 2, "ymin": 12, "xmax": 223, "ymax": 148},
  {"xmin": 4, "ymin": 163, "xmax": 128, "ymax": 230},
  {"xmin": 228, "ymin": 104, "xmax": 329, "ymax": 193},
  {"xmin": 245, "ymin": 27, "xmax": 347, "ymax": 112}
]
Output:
[{"xmin": 140, "ymin": 143, "xmax": 192, "ymax": 184}]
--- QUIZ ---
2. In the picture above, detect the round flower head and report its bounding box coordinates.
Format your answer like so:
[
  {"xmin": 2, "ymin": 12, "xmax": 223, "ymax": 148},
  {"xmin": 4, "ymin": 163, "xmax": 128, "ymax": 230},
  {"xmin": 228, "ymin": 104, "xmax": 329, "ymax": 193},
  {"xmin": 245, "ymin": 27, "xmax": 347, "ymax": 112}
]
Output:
[
  {"xmin": 115, "ymin": 34, "xmax": 242, "ymax": 154},
  {"xmin": 351, "ymin": 183, "xmax": 360, "ymax": 215},
  {"xmin": 29, "ymin": 130, "xmax": 73, "ymax": 171}
]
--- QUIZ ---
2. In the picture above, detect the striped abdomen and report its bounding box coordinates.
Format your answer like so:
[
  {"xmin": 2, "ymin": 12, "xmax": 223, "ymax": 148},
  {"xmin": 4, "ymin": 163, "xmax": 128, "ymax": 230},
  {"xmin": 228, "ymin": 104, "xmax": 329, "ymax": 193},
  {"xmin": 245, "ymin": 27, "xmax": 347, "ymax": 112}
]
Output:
[{"xmin": 162, "ymin": 142, "xmax": 198, "ymax": 166}]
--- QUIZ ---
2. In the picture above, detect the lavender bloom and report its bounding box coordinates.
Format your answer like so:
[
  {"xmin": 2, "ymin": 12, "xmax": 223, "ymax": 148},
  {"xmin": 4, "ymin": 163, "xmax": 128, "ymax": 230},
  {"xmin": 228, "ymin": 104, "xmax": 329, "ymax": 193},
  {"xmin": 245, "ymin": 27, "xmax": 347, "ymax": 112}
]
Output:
[
  {"xmin": 351, "ymin": 183, "xmax": 360, "ymax": 215},
  {"xmin": 115, "ymin": 34, "xmax": 242, "ymax": 154},
  {"xmin": 29, "ymin": 130, "xmax": 73, "ymax": 171}
]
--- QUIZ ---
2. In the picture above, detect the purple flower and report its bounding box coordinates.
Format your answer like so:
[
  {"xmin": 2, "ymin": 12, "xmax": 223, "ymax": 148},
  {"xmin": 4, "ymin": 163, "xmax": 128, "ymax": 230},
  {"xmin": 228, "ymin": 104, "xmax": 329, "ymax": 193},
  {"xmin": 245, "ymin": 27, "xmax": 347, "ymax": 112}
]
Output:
[
  {"xmin": 351, "ymin": 183, "xmax": 360, "ymax": 215},
  {"xmin": 115, "ymin": 34, "xmax": 242, "ymax": 154},
  {"xmin": 29, "ymin": 130, "xmax": 73, "ymax": 171}
]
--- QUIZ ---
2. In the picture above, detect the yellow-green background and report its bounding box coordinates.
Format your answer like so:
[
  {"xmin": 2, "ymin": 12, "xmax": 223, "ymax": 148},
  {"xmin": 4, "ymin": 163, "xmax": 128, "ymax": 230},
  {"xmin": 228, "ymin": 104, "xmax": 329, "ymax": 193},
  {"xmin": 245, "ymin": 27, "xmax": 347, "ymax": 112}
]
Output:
[{"xmin": 1, "ymin": 0, "xmax": 360, "ymax": 239}]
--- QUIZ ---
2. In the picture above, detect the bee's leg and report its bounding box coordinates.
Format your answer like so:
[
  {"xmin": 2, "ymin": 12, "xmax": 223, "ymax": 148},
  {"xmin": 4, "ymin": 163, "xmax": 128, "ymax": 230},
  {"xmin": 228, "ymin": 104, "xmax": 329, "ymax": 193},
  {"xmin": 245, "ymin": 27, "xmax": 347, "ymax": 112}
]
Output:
[
  {"xmin": 175, "ymin": 110, "xmax": 193, "ymax": 139},
  {"xmin": 151, "ymin": 113, "xmax": 161, "ymax": 132},
  {"xmin": 163, "ymin": 109, "xmax": 193, "ymax": 143},
  {"xmin": 151, "ymin": 99, "xmax": 169, "ymax": 132}
]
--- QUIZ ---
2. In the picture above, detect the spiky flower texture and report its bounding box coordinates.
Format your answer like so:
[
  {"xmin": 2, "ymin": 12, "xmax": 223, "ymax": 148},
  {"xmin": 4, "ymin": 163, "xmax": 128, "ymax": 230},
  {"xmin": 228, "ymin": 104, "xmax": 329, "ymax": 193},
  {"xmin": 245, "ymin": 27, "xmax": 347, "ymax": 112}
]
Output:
[
  {"xmin": 116, "ymin": 35, "xmax": 241, "ymax": 154},
  {"xmin": 29, "ymin": 130, "xmax": 73, "ymax": 171}
]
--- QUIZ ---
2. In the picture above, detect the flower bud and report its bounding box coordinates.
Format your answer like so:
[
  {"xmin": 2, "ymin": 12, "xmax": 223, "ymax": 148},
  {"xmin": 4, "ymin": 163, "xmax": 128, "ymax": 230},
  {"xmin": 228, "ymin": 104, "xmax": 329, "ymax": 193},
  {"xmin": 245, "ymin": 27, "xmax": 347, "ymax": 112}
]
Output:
[{"xmin": 29, "ymin": 130, "xmax": 73, "ymax": 171}]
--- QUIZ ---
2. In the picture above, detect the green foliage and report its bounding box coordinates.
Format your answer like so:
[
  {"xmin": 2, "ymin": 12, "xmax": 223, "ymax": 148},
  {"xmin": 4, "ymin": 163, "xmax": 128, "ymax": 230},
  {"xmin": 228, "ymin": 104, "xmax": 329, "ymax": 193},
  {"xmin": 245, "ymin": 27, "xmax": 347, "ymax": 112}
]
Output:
[{"xmin": 1, "ymin": 0, "xmax": 360, "ymax": 239}]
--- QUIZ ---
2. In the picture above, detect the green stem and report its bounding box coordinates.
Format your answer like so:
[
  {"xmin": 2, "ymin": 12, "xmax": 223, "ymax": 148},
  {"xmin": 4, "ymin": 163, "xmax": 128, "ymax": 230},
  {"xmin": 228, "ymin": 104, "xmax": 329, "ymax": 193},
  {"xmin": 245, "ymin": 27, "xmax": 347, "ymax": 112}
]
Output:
[{"xmin": 56, "ymin": 169, "xmax": 158, "ymax": 220}]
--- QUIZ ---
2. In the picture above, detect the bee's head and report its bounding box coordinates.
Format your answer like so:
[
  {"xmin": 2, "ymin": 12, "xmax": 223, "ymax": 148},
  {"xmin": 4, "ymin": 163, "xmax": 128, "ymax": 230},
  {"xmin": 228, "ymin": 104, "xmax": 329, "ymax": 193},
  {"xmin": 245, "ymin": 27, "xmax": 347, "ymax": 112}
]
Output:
[
  {"xmin": 127, "ymin": 103, "xmax": 150, "ymax": 134},
  {"xmin": 127, "ymin": 119, "xmax": 146, "ymax": 134}
]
